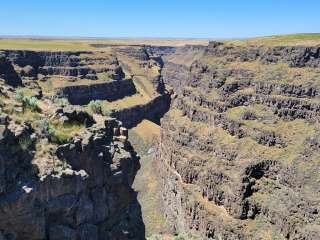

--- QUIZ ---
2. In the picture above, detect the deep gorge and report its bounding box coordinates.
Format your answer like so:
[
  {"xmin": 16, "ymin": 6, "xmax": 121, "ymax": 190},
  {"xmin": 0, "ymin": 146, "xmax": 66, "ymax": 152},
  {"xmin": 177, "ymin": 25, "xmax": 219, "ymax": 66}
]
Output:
[{"xmin": 0, "ymin": 41, "xmax": 319, "ymax": 240}]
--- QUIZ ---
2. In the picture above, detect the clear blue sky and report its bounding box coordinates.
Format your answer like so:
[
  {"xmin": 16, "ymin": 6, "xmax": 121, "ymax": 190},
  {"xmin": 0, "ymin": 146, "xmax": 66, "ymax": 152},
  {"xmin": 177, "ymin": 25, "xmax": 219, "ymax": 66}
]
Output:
[{"xmin": 1, "ymin": 0, "xmax": 319, "ymax": 38}]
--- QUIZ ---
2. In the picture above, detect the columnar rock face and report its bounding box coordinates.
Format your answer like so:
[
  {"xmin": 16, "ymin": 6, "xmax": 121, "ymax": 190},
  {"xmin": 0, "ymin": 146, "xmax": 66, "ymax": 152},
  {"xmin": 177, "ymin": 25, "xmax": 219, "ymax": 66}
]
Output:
[
  {"xmin": 60, "ymin": 79, "xmax": 137, "ymax": 105},
  {"xmin": 111, "ymin": 93, "xmax": 171, "ymax": 128},
  {"xmin": 157, "ymin": 42, "xmax": 320, "ymax": 239},
  {"xmin": 0, "ymin": 50, "xmax": 126, "ymax": 96},
  {"xmin": 0, "ymin": 86, "xmax": 144, "ymax": 240},
  {"xmin": 2, "ymin": 50, "xmax": 125, "ymax": 80},
  {"xmin": 0, "ymin": 53, "xmax": 22, "ymax": 86}
]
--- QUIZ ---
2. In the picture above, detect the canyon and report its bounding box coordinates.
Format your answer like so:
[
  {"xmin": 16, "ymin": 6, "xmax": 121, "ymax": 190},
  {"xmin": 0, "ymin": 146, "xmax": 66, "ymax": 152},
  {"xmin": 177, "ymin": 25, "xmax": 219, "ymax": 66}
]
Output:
[{"xmin": 0, "ymin": 37, "xmax": 319, "ymax": 240}]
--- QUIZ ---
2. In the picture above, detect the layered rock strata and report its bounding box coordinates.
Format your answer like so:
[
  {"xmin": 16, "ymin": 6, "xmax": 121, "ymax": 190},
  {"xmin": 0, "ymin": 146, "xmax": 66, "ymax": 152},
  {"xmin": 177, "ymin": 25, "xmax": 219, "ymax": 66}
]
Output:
[
  {"xmin": 111, "ymin": 93, "xmax": 171, "ymax": 128},
  {"xmin": 60, "ymin": 79, "xmax": 137, "ymax": 105},
  {"xmin": 157, "ymin": 42, "xmax": 320, "ymax": 239}
]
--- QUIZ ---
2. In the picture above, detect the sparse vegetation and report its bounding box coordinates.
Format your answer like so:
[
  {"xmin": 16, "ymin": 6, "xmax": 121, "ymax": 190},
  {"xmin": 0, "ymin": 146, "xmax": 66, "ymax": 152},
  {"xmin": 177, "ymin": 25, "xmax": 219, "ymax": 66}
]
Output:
[
  {"xmin": 15, "ymin": 89, "xmax": 40, "ymax": 112},
  {"xmin": 23, "ymin": 96, "xmax": 39, "ymax": 112},
  {"xmin": 87, "ymin": 100, "xmax": 114, "ymax": 116},
  {"xmin": 0, "ymin": 38, "xmax": 208, "ymax": 51},
  {"xmin": 53, "ymin": 97, "xmax": 69, "ymax": 107},
  {"xmin": 88, "ymin": 100, "xmax": 103, "ymax": 114},
  {"xmin": 1, "ymin": 33, "xmax": 319, "ymax": 239},
  {"xmin": 228, "ymin": 33, "xmax": 320, "ymax": 46},
  {"xmin": 35, "ymin": 118, "xmax": 82, "ymax": 144}
]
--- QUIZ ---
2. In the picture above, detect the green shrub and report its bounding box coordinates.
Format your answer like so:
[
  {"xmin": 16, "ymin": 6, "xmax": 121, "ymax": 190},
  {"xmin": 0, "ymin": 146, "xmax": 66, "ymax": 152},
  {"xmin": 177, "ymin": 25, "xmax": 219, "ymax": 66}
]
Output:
[
  {"xmin": 23, "ymin": 96, "xmax": 39, "ymax": 112},
  {"xmin": 36, "ymin": 118, "xmax": 53, "ymax": 137},
  {"xmin": 15, "ymin": 90, "xmax": 39, "ymax": 112},
  {"xmin": 53, "ymin": 97, "xmax": 69, "ymax": 107},
  {"xmin": 15, "ymin": 89, "xmax": 25, "ymax": 102},
  {"xmin": 88, "ymin": 100, "xmax": 103, "ymax": 114},
  {"xmin": 36, "ymin": 118, "xmax": 71, "ymax": 144},
  {"xmin": 51, "ymin": 129, "xmax": 72, "ymax": 144}
]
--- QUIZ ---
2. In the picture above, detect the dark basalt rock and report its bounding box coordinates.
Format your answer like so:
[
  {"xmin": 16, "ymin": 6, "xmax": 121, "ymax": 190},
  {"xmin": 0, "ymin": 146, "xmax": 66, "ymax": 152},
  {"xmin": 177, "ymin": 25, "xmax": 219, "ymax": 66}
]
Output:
[
  {"xmin": 1, "ymin": 50, "xmax": 125, "ymax": 83},
  {"xmin": 0, "ymin": 53, "xmax": 22, "ymax": 86},
  {"xmin": 59, "ymin": 106, "xmax": 96, "ymax": 127},
  {"xmin": 260, "ymin": 46, "xmax": 320, "ymax": 67},
  {"xmin": 0, "ymin": 118, "xmax": 144, "ymax": 240},
  {"xmin": 38, "ymin": 66, "xmax": 96, "ymax": 78},
  {"xmin": 1, "ymin": 41, "xmax": 319, "ymax": 240},
  {"xmin": 206, "ymin": 41, "xmax": 320, "ymax": 68},
  {"xmin": 253, "ymin": 128, "xmax": 287, "ymax": 148},
  {"xmin": 60, "ymin": 79, "xmax": 137, "ymax": 105},
  {"xmin": 4, "ymin": 50, "xmax": 87, "ymax": 68},
  {"xmin": 111, "ymin": 93, "xmax": 171, "ymax": 128},
  {"xmin": 117, "ymin": 46, "xmax": 150, "ymax": 61}
]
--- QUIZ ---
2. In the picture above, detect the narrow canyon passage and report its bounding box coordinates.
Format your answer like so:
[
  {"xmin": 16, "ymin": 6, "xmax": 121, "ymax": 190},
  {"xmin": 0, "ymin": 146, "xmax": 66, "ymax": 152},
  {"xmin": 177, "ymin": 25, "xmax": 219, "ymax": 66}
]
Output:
[{"xmin": 129, "ymin": 120, "xmax": 169, "ymax": 237}]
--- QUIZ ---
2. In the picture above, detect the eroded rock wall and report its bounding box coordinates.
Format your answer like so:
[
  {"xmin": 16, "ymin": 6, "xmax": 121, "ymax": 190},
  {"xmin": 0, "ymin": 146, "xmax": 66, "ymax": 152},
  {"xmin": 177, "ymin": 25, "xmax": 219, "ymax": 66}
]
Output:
[
  {"xmin": 111, "ymin": 93, "xmax": 171, "ymax": 128},
  {"xmin": 60, "ymin": 79, "xmax": 137, "ymax": 105},
  {"xmin": 0, "ymin": 118, "xmax": 144, "ymax": 240},
  {"xmin": 157, "ymin": 42, "xmax": 320, "ymax": 239}
]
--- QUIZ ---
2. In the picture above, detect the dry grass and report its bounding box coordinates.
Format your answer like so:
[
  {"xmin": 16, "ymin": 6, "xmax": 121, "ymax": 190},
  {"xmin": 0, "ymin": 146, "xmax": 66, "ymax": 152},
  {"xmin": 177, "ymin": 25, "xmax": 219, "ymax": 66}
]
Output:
[
  {"xmin": 131, "ymin": 120, "xmax": 160, "ymax": 145},
  {"xmin": 102, "ymin": 93, "xmax": 149, "ymax": 111},
  {"xmin": 226, "ymin": 60, "xmax": 320, "ymax": 87},
  {"xmin": 129, "ymin": 120, "xmax": 165, "ymax": 236},
  {"xmin": 0, "ymin": 38, "xmax": 209, "ymax": 51},
  {"xmin": 118, "ymin": 54, "xmax": 160, "ymax": 98},
  {"xmin": 130, "ymin": 135, "xmax": 165, "ymax": 236},
  {"xmin": 228, "ymin": 33, "xmax": 320, "ymax": 46},
  {"xmin": 133, "ymin": 76, "xmax": 158, "ymax": 98},
  {"xmin": 32, "ymin": 139, "xmax": 56, "ymax": 176},
  {"xmin": 225, "ymin": 103, "xmax": 316, "ymax": 166},
  {"xmin": 0, "ymin": 39, "xmax": 96, "ymax": 51},
  {"xmin": 39, "ymin": 76, "xmax": 116, "ymax": 90},
  {"xmin": 244, "ymin": 215, "xmax": 285, "ymax": 240}
]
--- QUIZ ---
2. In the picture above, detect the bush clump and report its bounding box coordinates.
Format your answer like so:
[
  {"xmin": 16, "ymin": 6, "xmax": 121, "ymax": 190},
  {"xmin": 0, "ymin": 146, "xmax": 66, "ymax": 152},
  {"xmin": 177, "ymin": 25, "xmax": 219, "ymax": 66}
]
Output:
[
  {"xmin": 88, "ymin": 100, "xmax": 113, "ymax": 116},
  {"xmin": 15, "ymin": 89, "xmax": 40, "ymax": 112},
  {"xmin": 88, "ymin": 100, "xmax": 103, "ymax": 114},
  {"xmin": 53, "ymin": 97, "xmax": 69, "ymax": 107},
  {"xmin": 36, "ymin": 118, "xmax": 72, "ymax": 144}
]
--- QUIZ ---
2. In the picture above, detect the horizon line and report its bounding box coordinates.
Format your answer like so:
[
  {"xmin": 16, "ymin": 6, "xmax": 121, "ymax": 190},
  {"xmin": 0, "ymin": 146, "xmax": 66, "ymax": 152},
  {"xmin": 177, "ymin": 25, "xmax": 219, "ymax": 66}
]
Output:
[{"xmin": 0, "ymin": 32, "xmax": 319, "ymax": 41}]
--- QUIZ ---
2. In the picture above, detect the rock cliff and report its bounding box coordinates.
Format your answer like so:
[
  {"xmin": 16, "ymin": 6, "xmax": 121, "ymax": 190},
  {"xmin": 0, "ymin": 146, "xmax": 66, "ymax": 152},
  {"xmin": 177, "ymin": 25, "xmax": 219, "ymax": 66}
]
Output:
[
  {"xmin": 0, "ymin": 74, "xmax": 145, "ymax": 239},
  {"xmin": 0, "ymin": 44, "xmax": 173, "ymax": 240},
  {"xmin": 0, "ymin": 106, "xmax": 144, "ymax": 240},
  {"xmin": 111, "ymin": 93, "xmax": 171, "ymax": 129},
  {"xmin": 157, "ymin": 42, "xmax": 320, "ymax": 239}
]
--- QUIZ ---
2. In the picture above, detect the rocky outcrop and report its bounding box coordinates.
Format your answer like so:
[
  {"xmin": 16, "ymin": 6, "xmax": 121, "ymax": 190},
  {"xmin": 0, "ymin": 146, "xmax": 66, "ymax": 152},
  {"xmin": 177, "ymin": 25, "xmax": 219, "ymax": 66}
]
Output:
[
  {"xmin": 39, "ymin": 66, "xmax": 96, "ymax": 78},
  {"xmin": 0, "ymin": 53, "xmax": 21, "ymax": 86},
  {"xmin": 60, "ymin": 79, "xmax": 137, "ymax": 105},
  {"xmin": 56, "ymin": 106, "xmax": 96, "ymax": 127},
  {"xmin": 0, "ymin": 50, "xmax": 125, "ymax": 82},
  {"xmin": 111, "ymin": 93, "xmax": 171, "ymax": 128},
  {"xmin": 0, "ymin": 117, "xmax": 144, "ymax": 240},
  {"xmin": 4, "ymin": 50, "xmax": 87, "ymax": 67},
  {"xmin": 206, "ymin": 41, "xmax": 320, "ymax": 68},
  {"xmin": 116, "ymin": 47, "xmax": 150, "ymax": 61}
]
